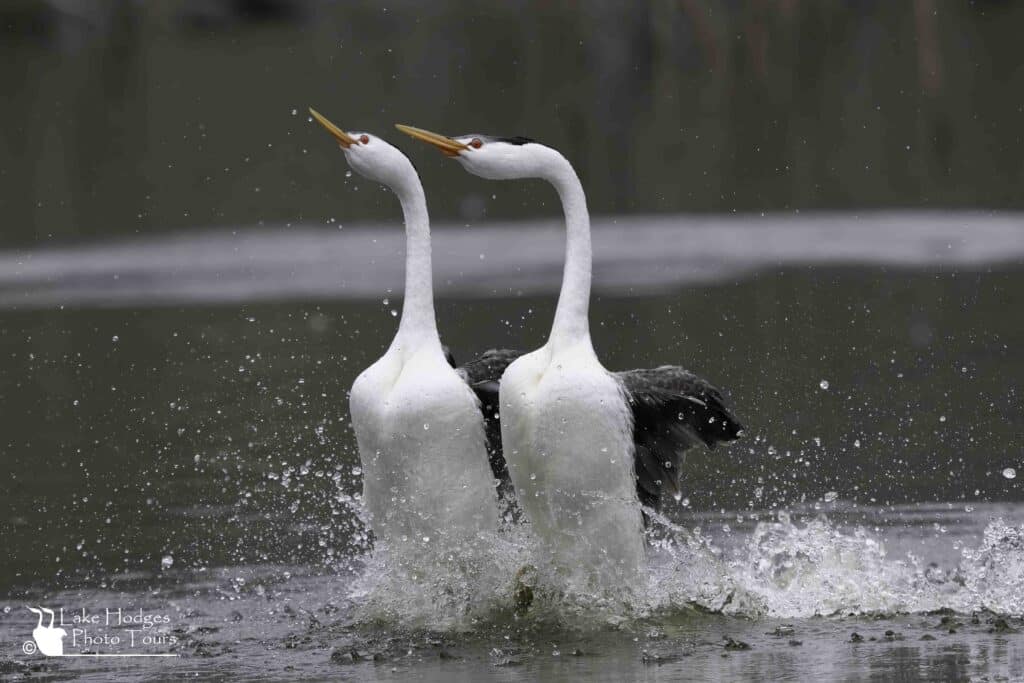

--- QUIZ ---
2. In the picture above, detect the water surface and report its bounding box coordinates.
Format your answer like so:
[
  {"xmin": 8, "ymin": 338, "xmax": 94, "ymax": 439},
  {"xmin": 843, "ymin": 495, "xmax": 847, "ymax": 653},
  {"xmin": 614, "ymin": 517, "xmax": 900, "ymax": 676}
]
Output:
[{"xmin": 1, "ymin": 213, "xmax": 1022, "ymax": 680}]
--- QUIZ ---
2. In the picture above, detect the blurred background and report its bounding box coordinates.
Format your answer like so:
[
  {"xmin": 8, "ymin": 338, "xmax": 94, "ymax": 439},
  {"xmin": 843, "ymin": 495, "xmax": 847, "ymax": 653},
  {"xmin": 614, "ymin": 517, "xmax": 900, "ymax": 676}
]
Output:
[
  {"xmin": 1, "ymin": 1, "xmax": 1022, "ymax": 589},
  {"xmin": 2, "ymin": 0, "xmax": 1023, "ymax": 241}
]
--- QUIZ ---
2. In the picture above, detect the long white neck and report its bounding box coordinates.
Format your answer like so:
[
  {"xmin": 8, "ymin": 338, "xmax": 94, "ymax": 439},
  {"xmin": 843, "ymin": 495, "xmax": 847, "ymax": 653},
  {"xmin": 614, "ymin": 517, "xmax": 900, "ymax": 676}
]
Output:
[
  {"xmin": 391, "ymin": 174, "xmax": 440, "ymax": 350},
  {"xmin": 543, "ymin": 153, "xmax": 592, "ymax": 350}
]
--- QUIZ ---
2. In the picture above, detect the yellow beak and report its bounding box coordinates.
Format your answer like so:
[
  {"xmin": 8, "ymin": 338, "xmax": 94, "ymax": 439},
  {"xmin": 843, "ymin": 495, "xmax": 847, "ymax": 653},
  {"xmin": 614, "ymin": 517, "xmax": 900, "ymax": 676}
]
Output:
[
  {"xmin": 309, "ymin": 108, "xmax": 357, "ymax": 148},
  {"xmin": 395, "ymin": 124, "xmax": 468, "ymax": 157}
]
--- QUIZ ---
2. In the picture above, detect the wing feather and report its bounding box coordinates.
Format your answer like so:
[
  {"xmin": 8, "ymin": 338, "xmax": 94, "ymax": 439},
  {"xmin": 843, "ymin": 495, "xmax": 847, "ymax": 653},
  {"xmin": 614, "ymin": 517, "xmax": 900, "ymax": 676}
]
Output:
[
  {"xmin": 449, "ymin": 348, "xmax": 523, "ymax": 502},
  {"xmin": 617, "ymin": 366, "xmax": 744, "ymax": 512}
]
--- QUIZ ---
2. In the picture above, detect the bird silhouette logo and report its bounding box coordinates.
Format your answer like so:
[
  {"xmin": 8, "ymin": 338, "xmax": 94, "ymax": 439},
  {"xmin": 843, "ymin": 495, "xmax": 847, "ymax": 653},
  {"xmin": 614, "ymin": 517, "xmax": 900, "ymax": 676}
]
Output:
[
  {"xmin": 21, "ymin": 605, "xmax": 180, "ymax": 658},
  {"xmin": 25, "ymin": 607, "xmax": 67, "ymax": 656}
]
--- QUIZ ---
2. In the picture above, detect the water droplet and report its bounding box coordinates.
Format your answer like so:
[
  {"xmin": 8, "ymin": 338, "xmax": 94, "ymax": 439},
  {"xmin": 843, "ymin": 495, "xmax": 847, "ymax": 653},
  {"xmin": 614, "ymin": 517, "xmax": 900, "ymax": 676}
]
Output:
[
  {"xmin": 819, "ymin": 379, "xmax": 829, "ymax": 390},
  {"xmin": 529, "ymin": 473, "xmax": 537, "ymax": 481},
  {"xmin": 423, "ymin": 423, "xmax": 430, "ymax": 430},
  {"xmin": 680, "ymin": 497, "xmax": 691, "ymax": 508},
  {"xmin": 1002, "ymin": 467, "xmax": 1016, "ymax": 480},
  {"xmin": 390, "ymin": 309, "xmax": 398, "ymax": 317},
  {"xmin": 344, "ymin": 170, "xmax": 353, "ymax": 178},
  {"xmin": 161, "ymin": 555, "xmax": 174, "ymax": 570},
  {"xmin": 823, "ymin": 491, "xmax": 838, "ymax": 502},
  {"xmin": 112, "ymin": 335, "xmax": 119, "ymax": 343},
  {"xmin": 939, "ymin": 415, "xmax": 947, "ymax": 423},
  {"xmin": 422, "ymin": 536, "xmax": 430, "ymax": 543}
]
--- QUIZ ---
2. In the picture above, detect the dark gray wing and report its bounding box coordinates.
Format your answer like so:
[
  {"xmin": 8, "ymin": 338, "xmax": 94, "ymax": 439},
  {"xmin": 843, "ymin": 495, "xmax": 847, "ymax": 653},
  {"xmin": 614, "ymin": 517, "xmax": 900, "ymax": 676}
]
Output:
[
  {"xmin": 447, "ymin": 348, "xmax": 524, "ymax": 500},
  {"xmin": 617, "ymin": 366, "xmax": 744, "ymax": 511}
]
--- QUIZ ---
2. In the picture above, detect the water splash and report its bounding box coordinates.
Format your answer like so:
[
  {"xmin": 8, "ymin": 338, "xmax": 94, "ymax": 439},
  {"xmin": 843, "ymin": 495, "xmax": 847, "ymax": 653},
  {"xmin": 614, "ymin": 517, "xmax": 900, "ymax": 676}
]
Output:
[
  {"xmin": 346, "ymin": 526, "xmax": 535, "ymax": 631},
  {"xmin": 337, "ymin": 507, "xmax": 1024, "ymax": 629},
  {"xmin": 646, "ymin": 512, "xmax": 1024, "ymax": 620},
  {"xmin": 724, "ymin": 513, "xmax": 932, "ymax": 617},
  {"xmin": 958, "ymin": 519, "xmax": 1024, "ymax": 615}
]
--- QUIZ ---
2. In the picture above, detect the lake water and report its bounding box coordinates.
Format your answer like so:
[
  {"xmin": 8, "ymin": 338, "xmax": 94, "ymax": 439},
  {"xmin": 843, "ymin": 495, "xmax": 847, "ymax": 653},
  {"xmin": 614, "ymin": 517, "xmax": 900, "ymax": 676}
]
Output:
[{"xmin": 1, "ymin": 212, "xmax": 1022, "ymax": 681}]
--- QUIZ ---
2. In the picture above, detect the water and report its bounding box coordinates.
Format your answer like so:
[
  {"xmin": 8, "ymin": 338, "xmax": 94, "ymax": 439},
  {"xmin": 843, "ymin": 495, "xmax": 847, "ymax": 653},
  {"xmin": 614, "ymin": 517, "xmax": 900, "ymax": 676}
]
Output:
[
  {"xmin": 1, "ymin": 213, "xmax": 1023, "ymax": 680},
  {"xmin": 1, "ymin": 212, "xmax": 1021, "ymax": 307},
  {"xmin": 3, "ymin": 507, "xmax": 1024, "ymax": 680},
  {"xmin": 5, "ymin": 3, "xmax": 1024, "ymax": 246}
]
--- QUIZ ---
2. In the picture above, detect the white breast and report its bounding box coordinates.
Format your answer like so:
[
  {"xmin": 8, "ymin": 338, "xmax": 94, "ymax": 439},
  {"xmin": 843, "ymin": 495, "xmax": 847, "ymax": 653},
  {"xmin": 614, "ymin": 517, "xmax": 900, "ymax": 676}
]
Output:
[
  {"xmin": 499, "ymin": 343, "xmax": 645, "ymax": 590},
  {"xmin": 350, "ymin": 348, "xmax": 500, "ymax": 556}
]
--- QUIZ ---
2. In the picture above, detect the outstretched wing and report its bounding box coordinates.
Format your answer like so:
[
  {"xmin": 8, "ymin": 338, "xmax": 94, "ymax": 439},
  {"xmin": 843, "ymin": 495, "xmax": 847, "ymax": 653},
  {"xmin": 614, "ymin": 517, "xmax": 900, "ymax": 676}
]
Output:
[
  {"xmin": 617, "ymin": 366, "xmax": 744, "ymax": 511},
  {"xmin": 447, "ymin": 347, "xmax": 524, "ymax": 498}
]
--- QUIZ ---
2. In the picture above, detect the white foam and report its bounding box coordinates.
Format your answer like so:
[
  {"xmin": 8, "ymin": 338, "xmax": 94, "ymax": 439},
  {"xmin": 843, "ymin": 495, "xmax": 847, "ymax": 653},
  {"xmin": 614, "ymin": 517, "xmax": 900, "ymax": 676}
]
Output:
[
  {"xmin": 645, "ymin": 511, "xmax": 1024, "ymax": 619},
  {"xmin": 341, "ymin": 507, "xmax": 1024, "ymax": 627}
]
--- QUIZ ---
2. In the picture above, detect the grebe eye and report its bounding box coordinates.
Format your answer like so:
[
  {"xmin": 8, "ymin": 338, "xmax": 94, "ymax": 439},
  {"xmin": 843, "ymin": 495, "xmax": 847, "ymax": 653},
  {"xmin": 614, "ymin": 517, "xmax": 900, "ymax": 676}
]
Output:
[
  {"xmin": 359, "ymin": 134, "xmax": 370, "ymax": 145},
  {"xmin": 470, "ymin": 138, "xmax": 482, "ymax": 149}
]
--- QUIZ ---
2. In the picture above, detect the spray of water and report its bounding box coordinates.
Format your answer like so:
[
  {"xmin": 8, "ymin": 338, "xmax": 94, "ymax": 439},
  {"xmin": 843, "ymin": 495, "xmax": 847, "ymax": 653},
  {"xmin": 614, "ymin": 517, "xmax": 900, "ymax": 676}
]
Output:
[{"xmin": 337, "ymin": 500, "xmax": 1024, "ymax": 629}]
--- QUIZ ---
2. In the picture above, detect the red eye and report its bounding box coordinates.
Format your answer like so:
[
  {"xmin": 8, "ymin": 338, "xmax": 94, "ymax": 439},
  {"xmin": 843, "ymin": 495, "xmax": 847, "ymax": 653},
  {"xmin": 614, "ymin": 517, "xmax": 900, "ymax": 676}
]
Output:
[
  {"xmin": 359, "ymin": 134, "xmax": 370, "ymax": 144},
  {"xmin": 470, "ymin": 138, "xmax": 482, "ymax": 149}
]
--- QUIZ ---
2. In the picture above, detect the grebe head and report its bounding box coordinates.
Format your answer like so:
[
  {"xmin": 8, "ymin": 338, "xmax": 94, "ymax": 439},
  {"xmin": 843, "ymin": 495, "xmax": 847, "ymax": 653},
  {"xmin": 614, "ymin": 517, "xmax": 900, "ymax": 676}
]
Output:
[
  {"xmin": 396, "ymin": 124, "xmax": 562, "ymax": 181},
  {"xmin": 310, "ymin": 108, "xmax": 416, "ymax": 189}
]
